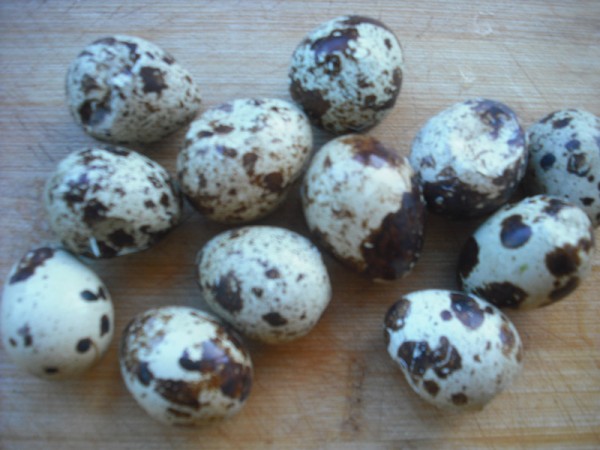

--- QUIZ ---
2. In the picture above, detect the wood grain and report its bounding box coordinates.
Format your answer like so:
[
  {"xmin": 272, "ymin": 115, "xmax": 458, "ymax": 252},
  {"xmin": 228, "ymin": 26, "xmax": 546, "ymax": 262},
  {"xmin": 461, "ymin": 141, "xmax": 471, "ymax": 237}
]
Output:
[{"xmin": 1, "ymin": 1, "xmax": 599, "ymax": 449}]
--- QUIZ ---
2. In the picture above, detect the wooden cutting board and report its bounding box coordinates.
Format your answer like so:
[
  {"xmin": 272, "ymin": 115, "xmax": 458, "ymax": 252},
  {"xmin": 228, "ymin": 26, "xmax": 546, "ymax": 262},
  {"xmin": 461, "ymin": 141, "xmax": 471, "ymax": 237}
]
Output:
[{"xmin": 1, "ymin": 1, "xmax": 599, "ymax": 448}]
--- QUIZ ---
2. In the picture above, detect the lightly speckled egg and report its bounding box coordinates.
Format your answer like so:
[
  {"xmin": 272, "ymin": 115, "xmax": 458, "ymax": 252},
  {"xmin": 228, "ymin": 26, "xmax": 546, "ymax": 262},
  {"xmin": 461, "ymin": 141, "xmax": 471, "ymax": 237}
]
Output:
[
  {"xmin": 177, "ymin": 98, "xmax": 313, "ymax": 223},
  {"xmin": 289, "ymin": 15, "xmax": 404, "ymax": 135},
  {"xmin": 409, "ymin": 98, "xmax": 527, "ymax": 218},
  {"xmin": 384, "ymin": 289, "xmax": 523, "ymax": 411},
  {"xmin": 119, "ymin": 306, "xmax": 253, "ymax": 425},
  {"xmin": 66, "ymin": 35, "xmax": 202, "ymax": 144},
  {"xmin": 44, "ymin": 146, "xmax": 182, "ymax": 258},
  {"xmin": 196, "ymin": 226, "xmax": 331, "ymax": 344},
  {"xmin": 301, "ymin": 134, "xmax": 425, "ymax": 281},
  {"xmin": 458, "ymin": 195, "xmax": 595, "ymax": 309},
  {"xmin": 1, "ymin": 247, "xmax": 114, "ymax": 379},
  {"xmin": 524, "ymin": 109, "xmax": 600, "ymax": 227}
]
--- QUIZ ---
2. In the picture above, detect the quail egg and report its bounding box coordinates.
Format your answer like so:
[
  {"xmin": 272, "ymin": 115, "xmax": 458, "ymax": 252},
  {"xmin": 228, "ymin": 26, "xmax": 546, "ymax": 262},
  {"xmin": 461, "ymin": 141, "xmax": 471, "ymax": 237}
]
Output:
[
  {"xmin": 524, "ymin": 109, "xmax": 600, "ymax": 227},
  {"xmin": 384, "ymin": 289, "xmax": 523, "ymax": 411},
  {"xmin": 1, "ymin": 247, "xmax": 114, "ymax": 379},
  {"xmin": 119, "ymin": 306, "xmax": 253, "ymax": 425},
  {"xmin": 44, "ymin": 146, "xmax": 182, "ymax": 258},
  {"xmin": 458, "ymin": 195, "xmax": 595, "ymax": 309},
  {"xmin": 302, "ymin": 134, "xmax": 425, "ymax": 280},
  {"xmin": 289, "ymin": 15, "xmax": 404, "ymax": 134},
  {"xmin": 66, "ymin": 35, "xmax": 202, "ymax": 144},
  {"xmin": 177, "ymin": 98, "xmax": 313, "ymax": 223},
  {"xmin": 197, "ymin": 226, "xmax": 331, "ymax": 343},
  {"xmin": 409, "ymin": 99, "xmax": 527, "ymax": 217}
]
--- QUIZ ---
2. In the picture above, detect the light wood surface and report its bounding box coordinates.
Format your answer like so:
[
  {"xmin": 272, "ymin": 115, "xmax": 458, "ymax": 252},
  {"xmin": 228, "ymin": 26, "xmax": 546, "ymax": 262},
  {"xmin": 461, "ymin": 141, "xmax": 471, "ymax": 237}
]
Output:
[{"xmin": 1, "ymin": 1, "xmax": 599, "ymax": 449}]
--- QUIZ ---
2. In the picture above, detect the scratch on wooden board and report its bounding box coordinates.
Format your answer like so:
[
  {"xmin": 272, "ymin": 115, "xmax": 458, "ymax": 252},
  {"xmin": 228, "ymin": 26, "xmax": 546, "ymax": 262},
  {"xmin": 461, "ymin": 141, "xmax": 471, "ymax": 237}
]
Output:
[
  {"xmin": 502, "ymin": 44, "xmax": 553, "ymax": 109},
  {"xmin": 341, "ymin": 356, "xmax": 366, "ymax": 437}
]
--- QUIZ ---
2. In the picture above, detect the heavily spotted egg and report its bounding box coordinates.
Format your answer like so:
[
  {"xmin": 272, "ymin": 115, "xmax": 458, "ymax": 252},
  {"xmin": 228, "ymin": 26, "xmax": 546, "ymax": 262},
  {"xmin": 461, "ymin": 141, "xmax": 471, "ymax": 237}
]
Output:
[
  {"xmin": 384, "ymin": 289, "xmax": 523, "ymax": 411},
  {"xmin": 44, "ymin": 146, "xmax": 182, "ymax": 258},
  {"xmin": 66, "ymin": 35, "xmax": 202, "ymax": 144},
  {"xmin": 409, "ymin": 99, "xmax": 527, "ymax": 217},
  {"xmin": 1, "ymin": 247, "xmax": 114, "ymax": 379},
  {"xmin": 458, "ymin": 195, "xmax": 595, "ymax": 309},
  {"xmin": 119, "ymin": 306, "xmax": 253, "ymax": 425},
  {"xmin": 177, "ymin": 98, "xmax": 313, "ymax": 223},
  {"xmin": 289, "ymin": 15, "xmax": 404, "ymax": 134}
]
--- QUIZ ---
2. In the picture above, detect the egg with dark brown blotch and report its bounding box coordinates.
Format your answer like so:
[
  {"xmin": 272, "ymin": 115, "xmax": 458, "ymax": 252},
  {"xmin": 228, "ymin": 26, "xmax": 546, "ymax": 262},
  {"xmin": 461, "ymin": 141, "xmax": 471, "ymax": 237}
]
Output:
[
  {"xmin": 119, "ymin": 306, "xmax": 253, "ymax": 425},
  {"xmin": 302, "ymin": 135, "xmax": 425, "ymax": 281},
  {"xmin": 66, "ymin": 35, "xmax": 202, "ymax": 144},
  {"xmin": 44, "ymin": 146, "xmax": 182, "ymax": 258},
  {"xmin": 409, "ymin": 98, "xmax": 527, "ymax": 218},
  {"xmin": 524, "ymin": 109, "xmax": 600, "ymax": 227},
  {"xmin": 177, "ymin": 98, "xmax": 313, "ymax": 223},
  {"xmin": 197, "ymin": 226, "xmax": 331, "ymax": 344},
  {"xmin": 289, "ymin": 15, "xmax": 404, "ymax": 134},
  {"xmin": 1, "ymin": 247, "xmax": 114, "ymax": 379},
  {"xmin": 458, "ymin": 195, "xmax": 594, "ymax": 309},
  {"xmin": 384, "ymin": 289, "xmax": 523, "ymax": 411}
]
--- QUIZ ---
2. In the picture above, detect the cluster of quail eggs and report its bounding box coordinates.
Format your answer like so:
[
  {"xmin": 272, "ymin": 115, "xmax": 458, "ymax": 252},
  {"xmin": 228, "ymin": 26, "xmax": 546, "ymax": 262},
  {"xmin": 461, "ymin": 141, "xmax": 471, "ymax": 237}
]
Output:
[{"xmin": 2, "ymin": 15, "xmax": 599, "ymax": 425}]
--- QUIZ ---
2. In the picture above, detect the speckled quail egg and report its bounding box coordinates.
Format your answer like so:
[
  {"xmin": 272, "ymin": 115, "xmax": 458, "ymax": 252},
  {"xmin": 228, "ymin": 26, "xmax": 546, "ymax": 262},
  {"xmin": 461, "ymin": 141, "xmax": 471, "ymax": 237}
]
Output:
[
  {"xmin": 384, "ymin": 289, "xmax": 523, "ymax": 411},
  {"xmin": 66, "ymin": 35, "xmax": 202, "ymax": 144},
  {"xmin": 409, "ymin": 98, "xmax": 527, "ymax": 217},
  {"xmin": 44, "ymin": 146, "xmax": 182, "ymax": 258},
  {"xmin": 119, "ymin": 306, "xmax": 253, "ymax": 425},
  {"xmin": 289, "ymin": 15, "xmax": 404, "ymax": 134},
  {"xmin": 196, "ymin": 226, "xmax": 331, "ymax": 344},
  {"xmin": 524, "ymin": 109, "xmax": 600, "ymax": 227},
  {"xmin": 301, "ymin": 134, "xmax": 425, "ymax": 281},
  {"xmin": 177, "ymin": 98, "xmax": 313, "ymax": 223},
  {"xmin": 458, "ymin": 195, "xmax": 595, "ymax": 309},
  {"xmin": 1, "ymin": 247, "xmax": 114, "ymax": 379}
]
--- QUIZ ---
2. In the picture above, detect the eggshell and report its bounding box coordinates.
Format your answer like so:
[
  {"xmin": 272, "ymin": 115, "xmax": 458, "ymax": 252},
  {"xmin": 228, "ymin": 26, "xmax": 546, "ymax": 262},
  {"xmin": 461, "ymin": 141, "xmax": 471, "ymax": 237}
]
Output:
[
  {"xmin": 177, "ymin": 98, "xmax": 313, "ymax": 223},
  {"xmin": 44, "ymin": 146, "xmax": 182, "ymax": 258},
  {"xmin": 302, "ymin": 134, "xmax": 425, "ymax": 280},
  {"xmin": 1, "ymin": 247, "xmax": 114, "ymax": 379},
  {"xmin": 66, "ymin": 35, "xmax": 202, "ymax": 144},
  {"xmin": 197, "ymin": 226, "xmax": 331, "ymax": 343},
  {"xmin": 289, "ymin": 15, "xmax": 404, "ymax": 134},
  {"xmin": 409, "ymin": 98, "xmax": 527, "ymax": 217},
  {"xmin": 384, "ymin": 289, "xmax": 523, "ymax": 411},
  {"xmin": 458, "ymin": 195, "xmax": 595, "ymax": 309},
  {"xmin": 119, "ymin": 306, "xmax": 253, "ymax": 425},
  {"xmin": 524, "ymin": 109, "xmax": 600, "ymax": 227}
]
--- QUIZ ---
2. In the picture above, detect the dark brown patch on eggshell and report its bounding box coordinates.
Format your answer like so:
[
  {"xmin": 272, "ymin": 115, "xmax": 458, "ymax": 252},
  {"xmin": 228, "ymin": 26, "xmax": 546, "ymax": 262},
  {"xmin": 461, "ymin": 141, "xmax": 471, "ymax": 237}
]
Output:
[
  {"xmin": 155, "ymin": 379, "xmax": 202, "ymax": 410},
  {"xmin": 451, "ymin": 393, "xmax": 468, "ymax": 405},
  {"xmin": 500, "ymin": 214, "xmax": 532, "ymax": 249},
  {"xmin": 344, "ymin": 135, "xmax": 401, "ymax": 169},
  {"xmin": 76, "ymin": 338, "xmax": 92, "ymax": 353},
  {"xmin": 108, "ymin": 229, "xmax": 135, "ymax": 248},
  {"xmin": 212, "ymin": 271, "xmax": 244, "ymax": 313},
  {"xmin": 499, "ymin": 321, "xmax": 516, "ymax": 357},
  {"xmin": 469, "ymin": 99, "xmax": 517, "ymax": 140},
  {"xmin": 263, "ymin": 172, "xmax": 284, "ymax": 193},
  {"xmin": 136, "ymin": 361, "xmax": 154, "ymax": 386},
  {"xmin": 548, "ymin": 276, "xmax": 580, "ymax": 302},
  {"xmin": 552, "ymin": 117, "xmax": 572, "ymax": 129},
  {"xmin": 423, "ymin": 380, "xmax": 440, "ymax": 397},
  {"xmin": 44, "ymin": 367, "xmax": 60, "ymax": 375},
  {"xmin": 82, "ymin": 199, "xmax": 109, "ymax": 225},
  {"xmin": 289, "ymin": 79, "xmax": 331, "ymax": 128},
  {"xmin": 139, "ymin": 66, "xmax": 168, "ymax": 96},
  {"xmin": 262, "ymin": 312, "xmax": 288, "ymax": 327},
  {"xmin": 361, "ymin": 179, "xmax": 425, "ymax": 280},
  {"xmin": 397, "ymin": 336, "xmax": 462, "ymax": 381},
  {"xmin": 545, "ymin": 242, "xmax": 586, "ymax": 277},
  {"xmin": 100, "ymin": 315, "xmax": 110, "ymax": 336},
  {"xmin": 80, "ymin": 287, "xmax": 107, "ymax": 301},
  {"xmin": 542, "ymin": 197, "xmax": 568, "ymax": 217},
  {"xmin": 17, "ymin": 324, "xmax": 33, "ymax": 347},
  {"xmin": 458, "ymin": 237, "xmax": 479, "ymax": 280},
  {"xmin": 385, "ymin": 297, "xmax": 411, "ymax": 331},
  {"xmin": 9, "ymin": 247, "xmax": 55, "ymax": 284},
  {"xmin": 472, "ymin": 282, "xmax": 528, "ymax": 309},
  {"xmin": 450, "ymin": 292, "xmax": 484, "ymax": 330}
]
